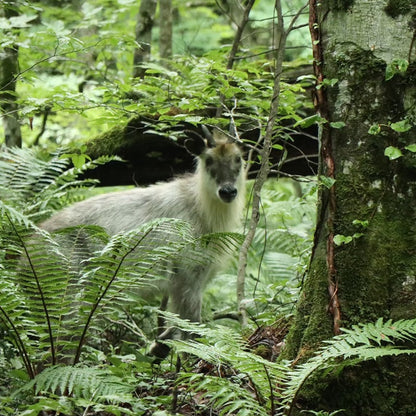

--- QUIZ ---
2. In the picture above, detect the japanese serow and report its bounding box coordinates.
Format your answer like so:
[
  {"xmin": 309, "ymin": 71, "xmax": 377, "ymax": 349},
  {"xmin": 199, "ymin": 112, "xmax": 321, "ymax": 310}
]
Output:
[{"xmin": 40, "ymin": 128, "xmax": 246, "ymax": 358}]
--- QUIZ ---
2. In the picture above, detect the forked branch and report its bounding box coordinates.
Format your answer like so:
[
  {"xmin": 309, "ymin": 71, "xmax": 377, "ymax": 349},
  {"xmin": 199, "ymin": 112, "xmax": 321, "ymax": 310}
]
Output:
[{"xmin": 237, "ymin": 1, "xmax": 309, "ymax": 326}]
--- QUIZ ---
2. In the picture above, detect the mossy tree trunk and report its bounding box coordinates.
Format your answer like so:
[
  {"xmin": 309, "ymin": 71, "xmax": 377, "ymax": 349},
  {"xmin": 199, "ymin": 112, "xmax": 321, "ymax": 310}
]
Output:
[
  {"xmin": 283, "ymin": 1, "xmax": 416, "ymax": 415},
  {"xmin": 133, "ymin": 0, "xmax": 157, "ymax": 78},
  {"xmin": 159, "ymin": 0, "xmax": 172, "ymax": 59},
  {"xmin": 1, "ymin": 4, "xmax": 22, "ymax": 147}
]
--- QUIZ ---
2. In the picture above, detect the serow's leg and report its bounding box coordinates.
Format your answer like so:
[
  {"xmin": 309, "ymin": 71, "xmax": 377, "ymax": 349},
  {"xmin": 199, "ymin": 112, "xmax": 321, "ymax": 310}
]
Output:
[{"xmin": 149, "ymin": 282, "xmax": 202, "ymax": 360}]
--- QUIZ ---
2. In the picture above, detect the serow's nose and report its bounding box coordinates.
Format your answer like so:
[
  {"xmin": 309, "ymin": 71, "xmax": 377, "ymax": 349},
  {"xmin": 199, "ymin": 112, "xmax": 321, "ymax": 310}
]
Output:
[{"xmin": 219, "ymin": 185, "xmax": 237, "ymax": 203}]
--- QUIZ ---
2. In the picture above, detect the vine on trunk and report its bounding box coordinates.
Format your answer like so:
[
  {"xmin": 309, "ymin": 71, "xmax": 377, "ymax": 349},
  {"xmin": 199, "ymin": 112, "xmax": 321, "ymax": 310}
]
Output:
[{"xmin": 309, "ymin": 0, "xmax": 341, "ymax": 335}]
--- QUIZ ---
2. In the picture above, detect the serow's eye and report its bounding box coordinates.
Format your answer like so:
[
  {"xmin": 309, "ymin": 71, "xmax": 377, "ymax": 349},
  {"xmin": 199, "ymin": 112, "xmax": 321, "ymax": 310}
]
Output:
[
  {"xmin": 234, "ymin": 155, "xmax": 241, "ymax": 164},
  {"xmin": 205, "ymin": 156, "xmax": 214, "ymax": 167}
]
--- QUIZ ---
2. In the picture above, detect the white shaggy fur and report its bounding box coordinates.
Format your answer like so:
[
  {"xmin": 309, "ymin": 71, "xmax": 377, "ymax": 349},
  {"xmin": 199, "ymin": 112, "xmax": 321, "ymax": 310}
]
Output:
[{"xmin": 40, "ymin": 131, "xmax": 246, "ymax": 357}]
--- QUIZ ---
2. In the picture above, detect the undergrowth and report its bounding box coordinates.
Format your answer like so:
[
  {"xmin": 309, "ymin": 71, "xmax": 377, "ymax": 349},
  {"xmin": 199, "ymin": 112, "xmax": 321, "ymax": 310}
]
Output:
[{"xmin": 1, "ymin": 148, "xmax": 416, "ymax": 416}]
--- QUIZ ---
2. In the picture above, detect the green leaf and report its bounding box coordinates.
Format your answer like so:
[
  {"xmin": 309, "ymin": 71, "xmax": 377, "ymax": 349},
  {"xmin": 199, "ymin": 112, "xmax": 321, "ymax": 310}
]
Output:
[
  {"xmin": 368, "ymin": 124, "xmax": 381, "ymax": 135},
  {"xmin": 294, "ymin": 114, "xmax": 326, "ymax": 128},
  {"xmin": 71, "ymin": 154, "xmax": 90, "ymax": 169},
  {"xmin": 324, "ymin": 78, "xmax": 338, "ymax": 87},
  {"xmin": 405, "ymin": 144, "xmax": 416, "ymax": 152},
  {"xmin": 334, "ymin": 235, "xmax": 353, "ymax": 246},
  {"xmin": 43, "ymin": 20, "xmax": 71, "ymax": 37},
  {"xmin": 0, "ymin": 14, "xmax": 37, "ymax": 29},
  {"xmin": 60, "ymin": 148, "xmax": 92, "ymax": 169},
  {"xmin": 330, "ymin": 121, "xmax": 346, "ymax": 129},
  {"xmin": 384, "ymin": 146, "xmax": 403, "ymax": 160},
  {"xmin": 385, "ymin": 58, "xmax": 409, "ymax": 81},
  {"xmin": 352, "ymin": 219, "xmax": 369, "ymax": 228},
  {"xmin": 319, "ymin": 175, "xmax": 336, "ymax": 189},
  {"xmin": 334, "ymin": 233, "xmax": 363, "ymax": 246},
  {"xmin": 390, "ymin": 120, "xmax": 412, "ymax": 132},
  {"xmin": 316, "ymin": 78, "xmax": 338, "ymax": 90}
]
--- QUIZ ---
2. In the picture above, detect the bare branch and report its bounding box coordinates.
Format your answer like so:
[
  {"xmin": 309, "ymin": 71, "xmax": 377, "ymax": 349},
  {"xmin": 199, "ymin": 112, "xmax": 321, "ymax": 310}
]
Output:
[
  {"xmin": 237, "ymin": 0, "xmax": 289, "ymax": 326},
  {"xmin": 226, "ymin": 0, "xmax": 256, "ymax": 69}
]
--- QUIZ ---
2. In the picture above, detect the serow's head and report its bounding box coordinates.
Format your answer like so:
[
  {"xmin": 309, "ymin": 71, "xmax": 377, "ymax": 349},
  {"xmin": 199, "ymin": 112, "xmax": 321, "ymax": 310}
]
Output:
[{"xmin": 184, "ymin": 126, "xmax": 245, "ymax": 204}]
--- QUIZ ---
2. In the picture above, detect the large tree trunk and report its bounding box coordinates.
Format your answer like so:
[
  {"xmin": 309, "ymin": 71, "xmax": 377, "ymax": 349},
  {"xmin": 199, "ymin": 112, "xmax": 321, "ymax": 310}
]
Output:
[
  {"xmin": 159, "ymin": 0, "xmax": 172, "ymax": 59},
  {"xmin": 1, "ymin": 4, "xmax": 22, "ymax": 147},
  {"xmin": 133, "ymin": 0, "xmax": 157, "ymax": 78},
  {"xmin": 283, "ymin": 1, "xmax": 416, "ymax": 415}
]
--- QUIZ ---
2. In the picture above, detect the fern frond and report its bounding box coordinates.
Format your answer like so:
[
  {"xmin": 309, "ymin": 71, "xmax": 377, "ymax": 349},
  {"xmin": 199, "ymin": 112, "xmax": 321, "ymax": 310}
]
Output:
[
  {"xmin": 0, "ymin": 271, "xmax": 37, "ymax": 379},
  {"xmin": 170, "ymin": 317, "xmax": 416, "ymax": 415},
  {"xmin": 263, "ymin": 251, "xmax": 298, "ymax": 283},
  {"xmin": 282, "ymin": 318, "xmax": 416, "ymax": 413},
  {"xmin": 165, "ymin": 316, "xmax": 284, "ymax": 415},
  {"xmin": 33, "ymin": 154, "xmax": 120, "ymax": 213},
  {"xmin": 0, "ymin": 200, "xmax": 37, "ymax": 229},
  {"xmin": 0, "ymin": 146, "xmax": 119, "ymax": 218},
  {"xmin": 0, "ymin": 147, "xmax": 68, "ymax": 206},
  {"xmin": 65, "ymin": 217, "xmax": 229, "ymax": 364},
  {"xmin": 24, "ymin": 365, "xmax": 133, "ymax": 400},
  {"xmin": 4, "ymin": 229, "xmax": 82, "ymax": 367},
  {"xmin": 80, "ymin": 218, "xmax": 193, "ymax": 299},
  {"xmin": 181, "ymin": 372, "xmax": 269, "ymax": 416},
  {"xmin": 79, "ymin": 220, "xmax": 243, "ymax": 311}
]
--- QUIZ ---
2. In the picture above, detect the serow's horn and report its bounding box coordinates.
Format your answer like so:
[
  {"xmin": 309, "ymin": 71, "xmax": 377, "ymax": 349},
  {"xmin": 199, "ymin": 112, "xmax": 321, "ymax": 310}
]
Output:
[
  {"xmin": 202, "ymin": 125, "xmax": 216, "ymax": 148},
  {"xmin": 228, "ymin": 124, "xmax": 237, "ymax": 143}
]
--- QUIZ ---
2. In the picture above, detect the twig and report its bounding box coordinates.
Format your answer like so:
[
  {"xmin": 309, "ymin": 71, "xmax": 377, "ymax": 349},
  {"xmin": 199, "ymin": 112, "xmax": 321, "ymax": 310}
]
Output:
[
  {"xmin": 171, "ymin": 354, "xmax": 182, "ymax": 413},
  {"xmin": 216, "ymin": 0, "xmax": 256, "ymax": 118},
  {"xmin": 32, "ymin": 106, "xmax": 50, "ymax": 146},
  {"xmin": 1, "ymin": 40, "xmax": 107, "ymax": 91},
  {"xmin": 226, "ymin": 0, "xmax": 256, "ymax": 70},
  {"xmin": 212, "ymin": 311, "xmax": 240, "ymax": 321},
  {"xmin": 237, "ymin": 0, "xmax": 299, "ymax": 327}
]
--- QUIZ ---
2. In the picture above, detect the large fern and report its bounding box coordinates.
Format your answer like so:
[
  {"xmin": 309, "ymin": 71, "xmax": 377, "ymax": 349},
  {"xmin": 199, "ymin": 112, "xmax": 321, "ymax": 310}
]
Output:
[
  {"xmin": 18, "ymin": 316, "xmax": 413, "ymax": 415},
  {"xmin": 3, "ymin": 148, "xmax": 416, "ymax": 415},
  {"xmin": 281, "ymin": 318, "xmax": 416, "ymax": 414},
  {"xmin": 166, "ymin": 316, "xmax": 416, "ymax": 415},
  {"xmin": 0, "ymin": 148, "xmax": 235, "ymax": 369},
  {"xmin": 24, "ymin": 365, "xmax": 133, "ymax": 399},
  {"xmin": 0, "ymin": 146, "xmax": 117, "ymax": 219},
  {"xmin": 2, "ymin": 211, "xmax": 236, "ymax": 374},
  {"xmin": 160, "ymin": 315, "xmax": 283, "ymax": 415}
]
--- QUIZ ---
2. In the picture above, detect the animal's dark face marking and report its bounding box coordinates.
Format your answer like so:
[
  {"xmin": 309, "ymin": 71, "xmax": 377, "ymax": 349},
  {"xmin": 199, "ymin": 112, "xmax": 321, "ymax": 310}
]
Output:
[
  {"xmin": 202, "ymin": 142, "xmax": 243, "ymax": 203},
  {"xmin": 205, "ymin": 155, "xmax": 214, "ymax": 167}
]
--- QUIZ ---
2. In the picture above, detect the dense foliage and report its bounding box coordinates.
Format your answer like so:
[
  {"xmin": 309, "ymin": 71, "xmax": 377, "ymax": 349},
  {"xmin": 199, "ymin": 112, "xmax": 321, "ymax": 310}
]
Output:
[
  {"xmin": 1, "ymin": 0, "xmax": 312, "ymax": 147},
  {"xmin": 0, "ymin": 2, "xmax": 317, "ymax": 412},
  {"xmin": 1, "ymin": 146, "xmax": 416, "ymax": 416},
  {"xmin": 2, "ymin": 1, "xmax": 415, "ymax": 415}
]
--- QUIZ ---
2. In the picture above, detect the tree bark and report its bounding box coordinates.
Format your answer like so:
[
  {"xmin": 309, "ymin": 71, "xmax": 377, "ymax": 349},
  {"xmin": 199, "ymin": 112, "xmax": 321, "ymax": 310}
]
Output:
[
  {"xmin": 283, "ymin": 1, "xmax": 416, "ymax": 415},
  {"xmin": 159, "ymin": 0, "xmax": 172, "ymax": 59},
  {"xmin": 133, "ymin": 0, "xmax": 158, "ymax": 78},
  {"xmin": 0, "ymin": 4, "xmax": 22, "ymax": 147}
]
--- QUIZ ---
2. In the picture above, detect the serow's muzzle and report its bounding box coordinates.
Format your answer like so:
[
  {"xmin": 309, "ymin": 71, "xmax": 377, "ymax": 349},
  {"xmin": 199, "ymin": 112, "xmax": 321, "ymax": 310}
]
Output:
[{"xmin": 219, "ymin": 184, "xmax": 237, "ymax": 203}]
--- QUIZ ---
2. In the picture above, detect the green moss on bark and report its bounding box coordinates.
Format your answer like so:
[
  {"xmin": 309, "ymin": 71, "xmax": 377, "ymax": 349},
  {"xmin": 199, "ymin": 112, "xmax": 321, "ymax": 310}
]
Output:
[
  {"xmin": 281, "ymin": 243, "xmax": 333, "ymax": 361},
  {"xmin": 384, "ymin": 0, "xmax": 416, "ymax": 18},
  {"xmin": 284, "ymin": 32, "xmax": 416, "ymax": 414},
  {"xmin": 325, "ymin": 0, "xmax": 355, "ymax": 11},
  {"xmin": 85, "ymin": 124, "xmax": 128, "ymax": 159}
]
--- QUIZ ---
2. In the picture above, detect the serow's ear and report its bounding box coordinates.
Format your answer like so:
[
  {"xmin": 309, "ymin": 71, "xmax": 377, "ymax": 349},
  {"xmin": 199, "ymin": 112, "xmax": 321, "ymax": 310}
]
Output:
[{"xmin": 184, "ymin": 135, "xmax": 206, "ymax": 156}]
